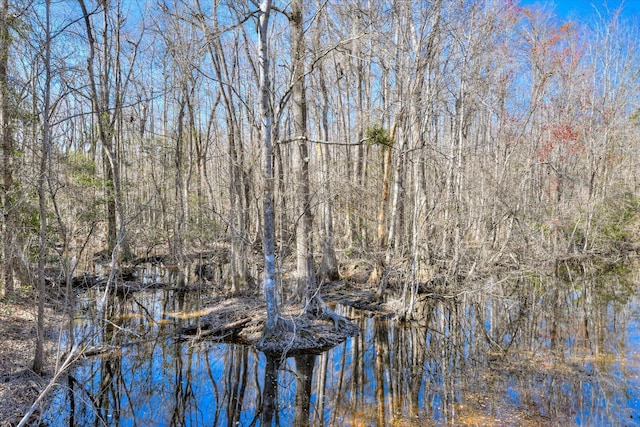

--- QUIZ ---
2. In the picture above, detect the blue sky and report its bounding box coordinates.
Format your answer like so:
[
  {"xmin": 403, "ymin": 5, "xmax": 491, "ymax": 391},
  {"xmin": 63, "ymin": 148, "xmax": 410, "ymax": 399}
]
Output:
[{"xmin": 518, "ymin": 0, "xmax": 639, "ymax": 21}]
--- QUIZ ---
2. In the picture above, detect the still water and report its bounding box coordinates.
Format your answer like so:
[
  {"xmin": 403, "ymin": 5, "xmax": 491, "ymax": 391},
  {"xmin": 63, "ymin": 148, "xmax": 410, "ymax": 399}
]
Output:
[{"xmin": 42, "ymin": 263, "xmax": 640, "ymax": 426}]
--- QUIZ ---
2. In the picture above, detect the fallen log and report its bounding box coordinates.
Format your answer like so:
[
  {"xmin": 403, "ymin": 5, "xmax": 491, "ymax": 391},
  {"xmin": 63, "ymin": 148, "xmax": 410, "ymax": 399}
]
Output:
[{"xmin": 177, "ymin": 317, "xmax": 252, "ymax": 340}]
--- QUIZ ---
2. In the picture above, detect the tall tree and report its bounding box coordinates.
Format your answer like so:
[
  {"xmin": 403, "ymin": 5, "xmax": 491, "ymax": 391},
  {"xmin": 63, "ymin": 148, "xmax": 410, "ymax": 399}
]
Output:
[
  {"xmin": 258, "ymin": 0, "xmax": 278, "ymax": 342},
  {"xmin": 289, "ymin": 0, "xmax": 315, "ymax": 302},
  {"xmin": 288, "ymin": 0, "xmax": 349, "ymax": 328},
  {"xmin": 0, "ymin": 0, "xmax": 14, "ymax": 297},
  {"xmin": 34, "ymin": 0, "xmax": 52, "ymax": 374},
  {"xmin": 314, "ymin": 7, "xmax": 339, "ymax": 281},
  {"xmin": 77, "ymin": 0, "xmax": 132, "ymax": 261},
  {"xmin": 196, "ymin": 1, "xmax": 251, "ymax": 291}
]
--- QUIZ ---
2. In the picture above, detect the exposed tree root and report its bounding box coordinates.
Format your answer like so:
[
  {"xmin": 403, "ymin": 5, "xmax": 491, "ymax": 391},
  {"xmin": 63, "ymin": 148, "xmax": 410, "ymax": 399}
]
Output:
[
  {"xmin": 256, "ymin": 293, "xmax": 359, "ymax": 355},
  {"xmin": 306, "ymin": 294, "xmax": 350, "ymax": 331},
  {"xmin": 256, "ymin": 313, "xmax": 357, "ymax": 355},
  {"xmin": 256, "ymin": 316, "xmax": 296, "ymax": 353}
]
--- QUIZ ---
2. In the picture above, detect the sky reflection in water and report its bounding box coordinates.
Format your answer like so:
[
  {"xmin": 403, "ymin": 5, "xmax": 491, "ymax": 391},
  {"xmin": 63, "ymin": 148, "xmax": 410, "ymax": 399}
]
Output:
[{"xmin": 42, "ymin": 267, "xmax": 640, "ymax": 426}]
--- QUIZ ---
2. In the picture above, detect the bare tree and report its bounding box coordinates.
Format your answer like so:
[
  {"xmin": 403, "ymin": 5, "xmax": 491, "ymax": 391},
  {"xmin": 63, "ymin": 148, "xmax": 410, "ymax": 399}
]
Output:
[
  {"xmin": 195, "ymin": 0, "xmax": 252, "ymax": 291},
  {"xmin": 0, "ymin": 0, "xmax": 14, "ymax": 297},
  {"xmin": 258, "ymin": 0, "xmax": 278, "ymax": 342},
  {"xmin": 286, "ymin": 0, "xmax": 349, "ymax": 327},
  {"xmin": 289, "ymin": 0, "xmax": 315, "ymax": 301},
  {"xmin": 34, "ymin": 0, "xmax": 52, "ymax": 374},
  {"xmin": 77, "ymin": 0, "xmax": 132, "ymax": 261},
  {"xmin": 314, "ymin": 11, "xmax": 339, "ymax": 281}
]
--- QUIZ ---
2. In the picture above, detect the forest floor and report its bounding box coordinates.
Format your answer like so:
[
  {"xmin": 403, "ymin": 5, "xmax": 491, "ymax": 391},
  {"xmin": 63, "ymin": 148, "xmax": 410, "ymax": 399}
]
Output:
[{"xmin": 0, "ymin": 291, "xmax": 65, "ymax": 427}]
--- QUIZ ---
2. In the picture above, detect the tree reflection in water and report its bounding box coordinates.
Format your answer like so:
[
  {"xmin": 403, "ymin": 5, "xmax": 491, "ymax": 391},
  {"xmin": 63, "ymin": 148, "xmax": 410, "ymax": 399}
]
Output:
[{"xmin": 42, "ymin": 265, "xmax": 640, "ymax": 425}]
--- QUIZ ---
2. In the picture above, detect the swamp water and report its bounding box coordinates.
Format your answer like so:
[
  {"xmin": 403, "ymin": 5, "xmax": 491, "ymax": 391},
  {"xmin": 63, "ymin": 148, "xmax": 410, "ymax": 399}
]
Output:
[{"xmin": 42, "ymin": 262, "xmax": 640, "ymax": 426}]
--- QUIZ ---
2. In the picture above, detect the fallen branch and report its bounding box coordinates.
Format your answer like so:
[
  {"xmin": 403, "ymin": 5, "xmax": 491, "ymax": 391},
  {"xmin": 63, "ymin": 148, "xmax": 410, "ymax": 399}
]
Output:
[
  {"xmin": 18, "ymin": 345, "xmax": 81, "ymax": 427},
  {"xmin": 177, "ymin": 317, "xmax": 252, "ymax": 340}
]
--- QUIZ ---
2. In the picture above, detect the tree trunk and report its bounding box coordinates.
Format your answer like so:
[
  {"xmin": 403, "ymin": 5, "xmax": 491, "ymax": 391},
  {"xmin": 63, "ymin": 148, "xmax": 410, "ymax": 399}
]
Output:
[
  {"xmin": 290, "ymin": 0, "xmax": 316, "ymax": 302},
  {"xmin": 228, "ymin": 122, "xmax": 248, "ymax": 292},
  {"xmin": 318, "ymin": 139, "xmax": 338, "ymax": 282},
  {"xmin": 34, "ymin": 0, "xmax": 52, "ymax": 374},
  {"xmin": 257, "ymin": 0, "xmax": 279, "ymax": 342},
  {"xmin": 377, "ymin": 119, "xmax": 398, "ymax": 248},
  {"xmin": 0, "ymin": 0, "xmax": 14, "ymax": 297},
  {"xmin": 377, "ymin": 116, "xmax": 405, "ymax": 301},
  {"xmin": 173, "ymin": 92, "xmax": 187, "ymax": 284},
  {"xmin": 288, "ymin": 0, "xmax": 349, "ymax": 330},
  {"xmin": 313, "ymin": 9, "xmax": 338, "ymax": 282}
]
